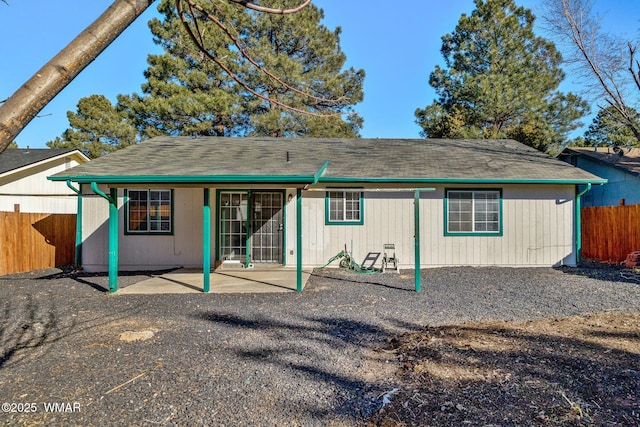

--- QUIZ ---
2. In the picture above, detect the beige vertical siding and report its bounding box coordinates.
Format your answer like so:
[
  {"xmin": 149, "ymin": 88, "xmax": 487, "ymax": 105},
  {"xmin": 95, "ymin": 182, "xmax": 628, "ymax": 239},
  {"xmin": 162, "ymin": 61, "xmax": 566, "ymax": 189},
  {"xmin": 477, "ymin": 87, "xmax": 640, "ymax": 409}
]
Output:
[
  {"xmin": 301, "ymin": 185, "xmax": 576, "ymax": 268},
  {"xmin": 81, "ymin": 187, "xmax": 212, "ymax": 272},
  {"xmin": 81, "ymin": 184, "xmax": 577, "ymax": 272}
]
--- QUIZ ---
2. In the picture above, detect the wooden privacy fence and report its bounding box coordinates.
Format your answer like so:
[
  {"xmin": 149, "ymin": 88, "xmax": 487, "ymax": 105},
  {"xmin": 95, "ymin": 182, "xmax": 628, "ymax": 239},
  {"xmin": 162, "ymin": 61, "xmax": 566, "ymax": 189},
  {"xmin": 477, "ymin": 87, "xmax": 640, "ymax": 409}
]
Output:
[
  {"xmin": 581, "ymin": 204, "xmax": 640, "ymax": 263},
  {"xmin": 0, "ymin": 212, "xmax": 76, "ymax": 276}
]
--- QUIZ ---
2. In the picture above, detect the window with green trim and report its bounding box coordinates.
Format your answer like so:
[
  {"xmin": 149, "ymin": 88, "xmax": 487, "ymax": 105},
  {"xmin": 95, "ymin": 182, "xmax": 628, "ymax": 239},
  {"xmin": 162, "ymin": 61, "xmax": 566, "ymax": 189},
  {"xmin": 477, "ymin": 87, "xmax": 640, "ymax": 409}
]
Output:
[
  {"xmin": 326, "ymin": 190, "xmax": 363, "ymax": 225},
  {"xmin": 126, "ymin": 189, "xmax": 173, "ymax": 234},
  {"xmin": 446, "ymin": 189, "xmax": 501, "ymax": 235}
]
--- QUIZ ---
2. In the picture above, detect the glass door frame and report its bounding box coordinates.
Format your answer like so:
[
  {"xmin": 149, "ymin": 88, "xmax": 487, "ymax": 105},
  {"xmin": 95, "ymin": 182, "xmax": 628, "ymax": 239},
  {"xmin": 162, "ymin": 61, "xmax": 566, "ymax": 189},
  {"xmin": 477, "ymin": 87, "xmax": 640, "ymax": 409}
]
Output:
[{"xmin": 215, "ymin": 189, "xmax": 287, "ymax": 267}]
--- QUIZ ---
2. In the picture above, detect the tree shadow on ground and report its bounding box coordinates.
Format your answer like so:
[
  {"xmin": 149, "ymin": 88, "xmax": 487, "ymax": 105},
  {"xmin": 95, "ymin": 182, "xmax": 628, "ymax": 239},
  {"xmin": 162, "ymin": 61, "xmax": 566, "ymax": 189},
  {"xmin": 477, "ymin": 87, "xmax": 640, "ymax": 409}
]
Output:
[
  {"xmin": 310, "ymin": 269, "xmax": 416, "ymax": 292},
  {"xmin": 195, "ymin": 311, "xmax": 393, "ymax": 419},
  {"xmin": 371, "ymin": 313, "xmax": 640, "ymax": 426},
  {"xmin": 555, "ymin": 263, "xmax": 640, "ymax": 285},
  {"xmin": 0, "ymin": 295, "xmax": 147, "ymax": 370},
  {"xmin": 26, "ymin": 268, "xmax": 179, "ymax": 293}
]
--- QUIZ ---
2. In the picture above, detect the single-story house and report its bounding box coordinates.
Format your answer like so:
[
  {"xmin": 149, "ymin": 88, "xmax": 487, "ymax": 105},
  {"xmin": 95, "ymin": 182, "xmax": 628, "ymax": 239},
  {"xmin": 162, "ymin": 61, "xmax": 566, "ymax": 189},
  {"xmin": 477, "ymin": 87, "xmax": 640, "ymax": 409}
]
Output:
[
  {"xmin": 559, "ymin": 146, "xmax": 640, "ymax": 207},
  {"xmin": 49, "ymin": 137, "xmax": 606, "ymax": 292},
  {"xmin": 0, "ymin": 148, "xmax": 90, "ymax": 213}
]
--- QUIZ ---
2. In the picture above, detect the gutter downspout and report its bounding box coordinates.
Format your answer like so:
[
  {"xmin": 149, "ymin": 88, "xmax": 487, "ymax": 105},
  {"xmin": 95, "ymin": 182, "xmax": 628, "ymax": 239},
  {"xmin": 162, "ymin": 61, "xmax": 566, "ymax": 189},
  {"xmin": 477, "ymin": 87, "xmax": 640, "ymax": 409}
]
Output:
[
  {"xmin": 66, "ymin": 180, "xmax": 82, "ymax": 266},
  {"xmin": 575, "ymin": 183, "xmax": 592, "ymax": 265},
  {"xmin": 91, "ymin": 182, "xmax": 119, "ymax": 293}
]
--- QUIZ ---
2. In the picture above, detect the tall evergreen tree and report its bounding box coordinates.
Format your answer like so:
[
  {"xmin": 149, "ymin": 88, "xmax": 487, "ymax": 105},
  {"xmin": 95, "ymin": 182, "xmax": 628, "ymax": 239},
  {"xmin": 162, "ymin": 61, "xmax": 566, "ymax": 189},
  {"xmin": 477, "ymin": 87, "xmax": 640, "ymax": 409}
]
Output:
[
  {"xmin": 56, "ymin": 0, "xmax": 365, "ymax": 150},
  {"xmin": 415, "ymin": 0, "xmax": 587, "ymax": 151},
  {"xmin": 584, "ymin": 106, "xmax": 640, "ymax": 148},
  {"xmin": 120, "ymin": 0, "xmax": 250, "ymax": 138},
  {"xmin": 47, "ymin": 95, "xmax": 137, "ymax": 158}
]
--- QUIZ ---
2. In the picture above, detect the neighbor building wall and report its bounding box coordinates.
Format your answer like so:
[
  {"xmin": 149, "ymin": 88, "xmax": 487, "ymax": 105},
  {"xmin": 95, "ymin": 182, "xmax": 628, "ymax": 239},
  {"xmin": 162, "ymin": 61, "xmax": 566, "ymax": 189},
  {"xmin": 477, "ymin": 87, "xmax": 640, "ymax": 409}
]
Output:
[
  {"xmin": 574, "ymin": 157, "xmax": 640, "ymax": 207},
  {"xmin": 0, "ymin": 157, "xmax": 84, "ymax": 213}
]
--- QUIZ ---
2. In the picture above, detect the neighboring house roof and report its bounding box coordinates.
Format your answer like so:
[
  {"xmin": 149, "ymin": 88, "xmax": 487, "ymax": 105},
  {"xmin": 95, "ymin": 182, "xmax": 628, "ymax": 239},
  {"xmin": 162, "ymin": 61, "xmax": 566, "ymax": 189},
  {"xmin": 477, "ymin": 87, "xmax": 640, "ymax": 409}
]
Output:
[
  {"xmin": 50, "ymin": 137, "xmax": 606, "ymax": 185},
  {"xmin": 0, "ymin": 148, "xmax": 89, "ymax": 177},
  {"xmin": 562, "ymin": 146, "xmax": 640, "ymax": 178}
]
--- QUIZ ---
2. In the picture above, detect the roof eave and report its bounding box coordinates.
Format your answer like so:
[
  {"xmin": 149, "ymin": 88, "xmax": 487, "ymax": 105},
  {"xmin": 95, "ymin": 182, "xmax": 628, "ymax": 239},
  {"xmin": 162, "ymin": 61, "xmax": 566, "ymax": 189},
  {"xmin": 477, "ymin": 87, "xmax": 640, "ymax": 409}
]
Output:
[
  {"xmin": 49, "ymin": 174, "xmax": 608, "ymax": 186},
  {"xmin": 318, "ymin": 177, "xmax": 608, "ymax": 185},
  {"xmin": 2, "ymin": 149, "xmax": 89, "ymax": 178},
  {"xmin": 48, "ymin": 174, "xmax": 317, "ymax": 184}
]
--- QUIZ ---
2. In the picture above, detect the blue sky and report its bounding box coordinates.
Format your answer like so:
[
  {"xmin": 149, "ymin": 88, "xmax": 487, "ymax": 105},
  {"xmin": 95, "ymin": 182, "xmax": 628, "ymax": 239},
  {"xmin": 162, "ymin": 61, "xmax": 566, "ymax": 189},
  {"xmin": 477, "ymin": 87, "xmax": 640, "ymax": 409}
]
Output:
[{"xmin": 1, "ymin": 0, "xmax": 639, "ymax": 148}]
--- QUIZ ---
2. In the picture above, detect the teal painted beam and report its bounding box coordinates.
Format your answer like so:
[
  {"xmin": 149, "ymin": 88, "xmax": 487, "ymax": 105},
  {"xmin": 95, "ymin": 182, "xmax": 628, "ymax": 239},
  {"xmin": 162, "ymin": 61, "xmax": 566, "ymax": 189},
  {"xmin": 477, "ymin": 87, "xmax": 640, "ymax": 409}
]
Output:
[
  {"xmin": 51, "ymin": 174, "xmax": 317, "ymax": 184},
  {"xmin": 296, "ymin": 188, "xmax": 303, "ymax": 292},
  {"xmin": 313, "ymin": 160, "xmax": 330, "ymax": 184},
  {"xmin": 51, "ymin": 175, "xmax": 608, "ymax": 186},
  {"xmin": 203, "ymin": 188, "xmax": 211, "ymax": 293},
  {"xmin": 66, "ymin": 180, "xmax": 83, "ymax": 265},
  {"xmin": 108, "ymin": 187, "xmax": 119, "ymax": 293},
  {"xmin": 575, "ymin": 183, "xmax": 592, "ymax": 265}
]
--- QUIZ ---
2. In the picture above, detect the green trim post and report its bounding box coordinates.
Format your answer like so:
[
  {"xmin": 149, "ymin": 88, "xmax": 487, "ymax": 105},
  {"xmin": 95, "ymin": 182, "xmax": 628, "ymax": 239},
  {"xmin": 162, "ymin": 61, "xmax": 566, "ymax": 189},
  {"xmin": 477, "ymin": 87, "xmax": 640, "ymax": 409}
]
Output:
[
  {"xmin": 66, "ymin": 181, "xmax": 82, "ymax": 265},
  {"xmin": 108, "ymin": 188, "xmax": 119, "ymax": 292},
  {"xmin": 90, "ymin": 183, "xmax": 118, "ymax": 292},
  {"xmin": 203, "ymin": 188, "xmax": 211, "ymax": 292},
  {"xmin": 575, "ymin": 183, "xmax": 592, "ymax": 265},
  {"xmin": 412, "ymin": 188, "xmax": 435, "ymax": 293},
  {"xmin": 245, "ymin": 190, "xmax": 251, "ymax": 267},
  {"xmin": 296, "ymin": 188, "xmax": 303, "ymax": 292},
  {"xmin": 414, "ymin": 189, "xmax": 421, "ymax": 293}
]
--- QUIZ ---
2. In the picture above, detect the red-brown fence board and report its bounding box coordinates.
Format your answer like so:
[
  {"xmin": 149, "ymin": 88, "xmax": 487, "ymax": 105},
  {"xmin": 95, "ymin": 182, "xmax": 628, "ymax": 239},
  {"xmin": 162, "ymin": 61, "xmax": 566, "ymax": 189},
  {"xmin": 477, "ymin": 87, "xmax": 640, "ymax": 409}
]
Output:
[
  {"xmin": 0, "ymin": 212, "xmax": 76, "ymax": 275},
  {"xmin": 581, "ymin": 204, "xmax": 640, "ymax": 263}
]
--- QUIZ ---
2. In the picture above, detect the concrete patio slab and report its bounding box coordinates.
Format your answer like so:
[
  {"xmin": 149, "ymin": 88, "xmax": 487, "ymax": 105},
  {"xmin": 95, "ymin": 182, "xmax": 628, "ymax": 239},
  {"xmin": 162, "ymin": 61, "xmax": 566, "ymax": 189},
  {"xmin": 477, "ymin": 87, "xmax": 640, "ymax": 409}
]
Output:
[{"xmin": 116, "ymin": 267, "xmax": 311, "ymax": 294}]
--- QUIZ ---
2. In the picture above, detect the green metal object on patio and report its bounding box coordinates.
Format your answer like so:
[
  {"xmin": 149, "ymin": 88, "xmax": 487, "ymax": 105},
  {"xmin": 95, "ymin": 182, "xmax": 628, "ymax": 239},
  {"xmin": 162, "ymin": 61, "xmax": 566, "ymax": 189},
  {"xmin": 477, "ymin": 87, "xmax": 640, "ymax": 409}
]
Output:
[{"xmin": 318, "ymin": 250, "xmax": 383, "ymax": 274}]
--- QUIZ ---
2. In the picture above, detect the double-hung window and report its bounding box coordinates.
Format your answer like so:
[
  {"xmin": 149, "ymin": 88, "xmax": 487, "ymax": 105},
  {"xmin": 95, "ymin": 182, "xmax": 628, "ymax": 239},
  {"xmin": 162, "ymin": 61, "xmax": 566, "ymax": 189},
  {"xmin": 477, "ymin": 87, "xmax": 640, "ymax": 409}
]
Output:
[
  {"xmin": 446, "ymin": 189, "xmax": 501, "ymax": 235},
  {"xmin": 126, "ymin": 189, "xmax": 173, "ymax": 234},
  {"xmin": 326, "ymin": 190, "xmax": 363, "ymax": 225}
]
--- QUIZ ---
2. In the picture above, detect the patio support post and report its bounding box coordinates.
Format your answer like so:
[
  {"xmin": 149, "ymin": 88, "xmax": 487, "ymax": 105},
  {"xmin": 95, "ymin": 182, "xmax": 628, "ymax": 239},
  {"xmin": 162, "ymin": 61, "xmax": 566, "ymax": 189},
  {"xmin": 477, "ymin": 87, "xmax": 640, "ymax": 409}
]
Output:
[
  {"xmin": 414, "ymin": 189, "xmax": 421, "ymax": 293},
  {"xmin": 575, "ymin": 183, "xmax": 592, "ymax": 265},
  {"xmin": 245, "ymin": 190, "xmax": 251, "ymax": 268},
  {"xmin": 296, "ymin": 188, "xmax": 303, "ymax": 292},
  {"xmin": 108, "ymin": 187, "xmax": 119, "ymax": 292},
  {"xmin": 90, "ymin": 183, "xmax": 118, "ymax": 292},
  {"xmin": 412, "ymin": 188, "xmax": 434, "ymax": 293},
  {"xmin": 66, "ymin": 180, "xmax": 82, "ymax": 266},
  {"xmin": 203, "ymin": 188, "xmax": 211, "ymax": 293}
]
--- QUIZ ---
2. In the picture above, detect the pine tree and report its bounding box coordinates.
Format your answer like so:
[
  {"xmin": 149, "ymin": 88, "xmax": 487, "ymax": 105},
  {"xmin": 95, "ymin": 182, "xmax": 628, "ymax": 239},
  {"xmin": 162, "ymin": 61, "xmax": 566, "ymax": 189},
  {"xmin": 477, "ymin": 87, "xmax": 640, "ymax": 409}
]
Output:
[
  {"xmin": 584, "ymin": 106, "xmax": 640, "ymax": 148},
  {"xmin": 415, "ymin": 0, "xmax": 587, "ymax": 151},
  {"xmin": 47, "ymin": 95, "xmax": 137, "ymax": 158},
  {"xmin": 58, "ymin": 0, "xmax": 365, "ymax": 150}
]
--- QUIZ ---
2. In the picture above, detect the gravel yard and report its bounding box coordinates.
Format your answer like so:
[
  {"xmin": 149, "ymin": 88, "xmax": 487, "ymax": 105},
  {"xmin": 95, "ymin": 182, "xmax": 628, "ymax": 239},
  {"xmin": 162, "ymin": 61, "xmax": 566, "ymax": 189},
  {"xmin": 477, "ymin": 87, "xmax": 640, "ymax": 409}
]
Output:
[{"xmin": 0, "ymin": 265, "xmax": 639, "ymax": 426}]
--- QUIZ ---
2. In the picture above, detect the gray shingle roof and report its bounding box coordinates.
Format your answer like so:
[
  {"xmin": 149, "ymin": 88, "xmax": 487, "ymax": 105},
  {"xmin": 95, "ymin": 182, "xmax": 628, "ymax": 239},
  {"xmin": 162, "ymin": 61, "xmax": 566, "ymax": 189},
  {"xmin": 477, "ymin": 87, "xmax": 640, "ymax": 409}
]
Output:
[
  {"xmin": 50, "ymin": 137, "xmax": 605, "ymax": 184},
  {"xmin": 563, "ymin": 146, "xmax": 640, "ymax": 177},
  {"xmin": 0, "ymin": 148, "xmax": 79, "ymax": 175}
]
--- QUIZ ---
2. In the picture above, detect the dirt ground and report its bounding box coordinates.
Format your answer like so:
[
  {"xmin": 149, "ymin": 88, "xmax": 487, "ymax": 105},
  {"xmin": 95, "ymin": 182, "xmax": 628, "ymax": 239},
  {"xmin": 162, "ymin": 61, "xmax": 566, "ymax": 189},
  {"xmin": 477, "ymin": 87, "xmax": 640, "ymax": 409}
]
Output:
[{"xmin": 367, "ymin": 312, "xmax": 640, "ymax": 426}]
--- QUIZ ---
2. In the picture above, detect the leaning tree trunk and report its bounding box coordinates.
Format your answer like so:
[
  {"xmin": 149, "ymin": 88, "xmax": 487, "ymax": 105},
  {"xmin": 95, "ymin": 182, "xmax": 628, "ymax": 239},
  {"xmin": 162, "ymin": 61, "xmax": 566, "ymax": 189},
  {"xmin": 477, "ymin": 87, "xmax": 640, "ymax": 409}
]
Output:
[{"xmin": 0, "ymin": 0, "xmax": 156, "ymax": 154}]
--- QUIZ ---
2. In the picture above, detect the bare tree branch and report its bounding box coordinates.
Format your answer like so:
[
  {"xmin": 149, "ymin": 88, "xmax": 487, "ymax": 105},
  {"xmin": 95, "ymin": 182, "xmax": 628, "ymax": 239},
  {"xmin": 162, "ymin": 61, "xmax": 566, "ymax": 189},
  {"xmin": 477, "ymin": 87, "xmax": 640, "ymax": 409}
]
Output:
[
  {"xmin": 540, "ymin": 0, "xmax": 640, "ymax": 144},
  {"xmin": 176, "ymin": 0, "xmax": 341, "ymax": 117},
  {"xmin": 176, "ymin": 0, "xmax": 345, "ymax": 115},
  {"xmin": 0, "ymin": 0, "xmax": 330, "ymax": 155},
  {"xmin": 0, "ymin": 0, "xmax": 156, "ymax": 154},
  {"xmin": 629, "ymin": 42, "xmax": 640, "ymax": 92},
  {"xmin": 226, "ymin": 0, "xmax": 311, "ymax": 15}
]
